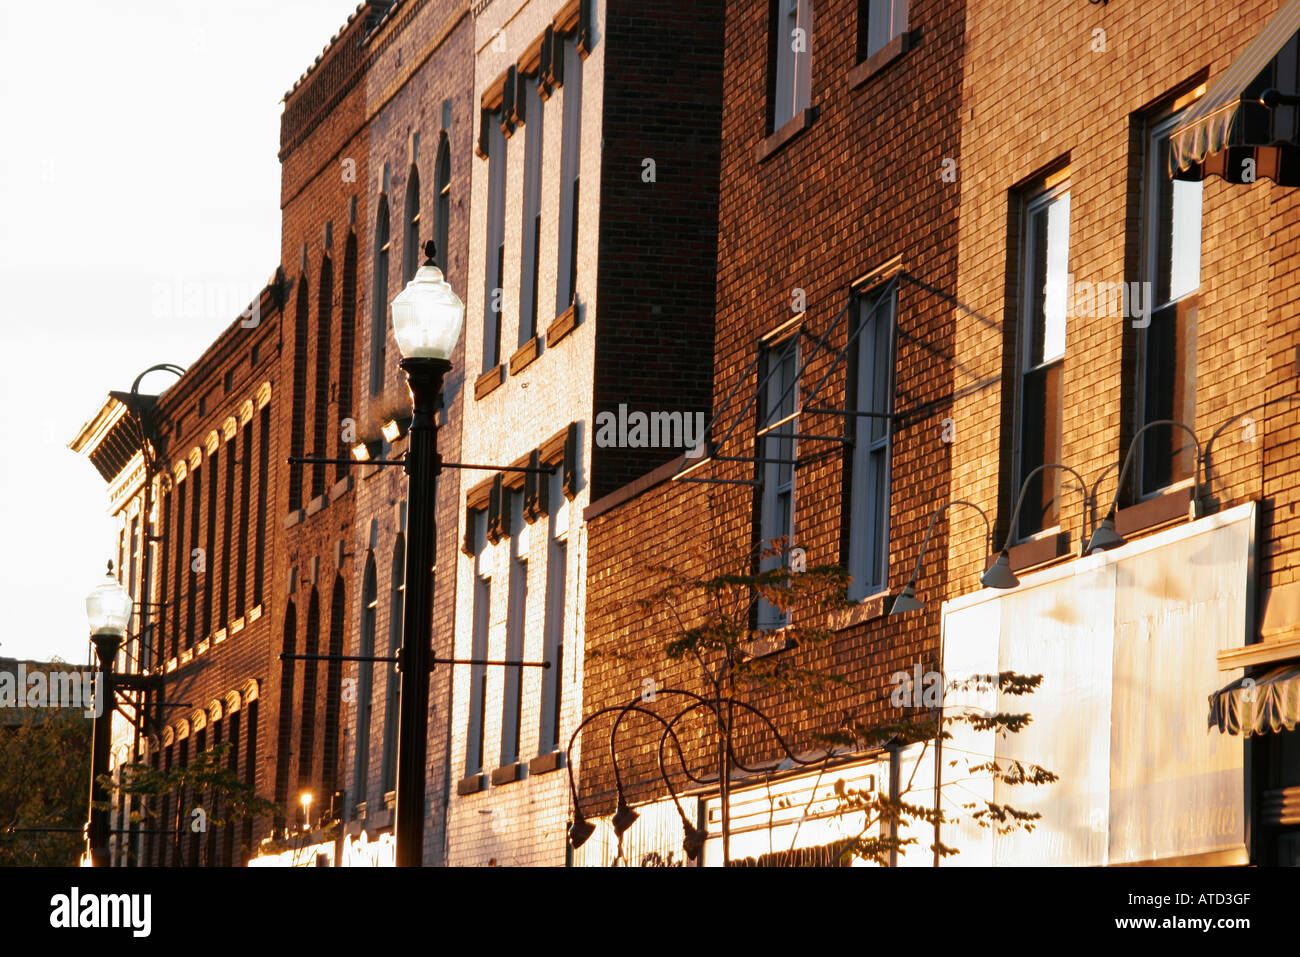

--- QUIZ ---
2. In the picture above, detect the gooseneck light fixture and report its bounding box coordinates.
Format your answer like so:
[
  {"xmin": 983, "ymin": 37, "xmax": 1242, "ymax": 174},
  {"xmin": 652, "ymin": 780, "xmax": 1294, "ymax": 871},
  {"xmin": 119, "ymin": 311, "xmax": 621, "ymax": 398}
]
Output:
[
  {"xmin": 84, "ymin": 563, "xmax": 133, "ymax": 867},
  {"xmin": 1087, "ymin": 419, "xmax": 1202, "ymax": 554},
  {"xmin": 980, "ymin": 463, "xmax": 1091, "ymax": 590},
  {"xmin": 390, "ymin": 241, "xmax": 465, "ymax": 867},
  {"xmin": 890, "ymin": 500, "xmax": 994, "ymax": 615}
]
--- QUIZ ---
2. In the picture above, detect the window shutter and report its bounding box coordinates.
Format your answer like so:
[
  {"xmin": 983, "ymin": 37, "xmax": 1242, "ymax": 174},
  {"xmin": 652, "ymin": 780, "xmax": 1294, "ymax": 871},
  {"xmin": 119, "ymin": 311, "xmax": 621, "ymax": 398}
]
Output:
[
  {"xmin": 524, "ymin": 449, "xmax": 543, "ymax": 522},
  {"xmin": 562, "ymin": 422, "xmax": 579, "ymax": 499},
  {"xmin": 476, "ymin": 108, "xmax": 491, "ymax": 160}
]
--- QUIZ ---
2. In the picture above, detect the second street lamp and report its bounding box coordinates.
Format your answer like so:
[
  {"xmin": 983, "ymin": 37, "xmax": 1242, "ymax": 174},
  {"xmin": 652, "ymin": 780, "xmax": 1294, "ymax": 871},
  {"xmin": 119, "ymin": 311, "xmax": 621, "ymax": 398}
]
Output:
[
  {"xmin": 84, "ymin": 562, "xmax": 133, "ymax": 867},
  {"xmin": 390, "ymin": 240, "xmax": 464, "ymax": 867}
]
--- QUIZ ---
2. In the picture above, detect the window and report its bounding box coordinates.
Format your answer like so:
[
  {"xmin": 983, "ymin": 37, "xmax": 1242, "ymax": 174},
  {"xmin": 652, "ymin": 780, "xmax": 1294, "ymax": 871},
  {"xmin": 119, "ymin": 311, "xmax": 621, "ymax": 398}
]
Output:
[
  {"xmin": 171, "ymin": 480, "xmax": 185, "ymax": 659},
  {"xmin": 846, "ymin": 283, "xmax": 897, "ymax": 599},
  {"xmin": 253, "ymin": 405, "xmax": 270, "ymax": 608},
  {"xmin": 858, "ymin": 0, "xmax": 906, "ymax": 62},
  {"xmin": 520, "ymin": 77, "xmax": 545, "ymax": 345},
  {"xmin": 322, "ymin": 579, "xmax": 346, "ymax": 802},
  {"xmin": 466, "ymin": 509, "xmax": 490, "ymax": 775},
  {"xmin": 770, "ymin": 0, "xmax": 813, "ymax": 131},
  {"xmin": 236, "ymin": 420, "xmax": 251, "ymax": 616},
  {"xmin": 353, "ymin": 555, "xmax": 377, "ymax": 813},
  {"xmin": 299, "ymin": 590, "xmax": 321, "ymax": 786},
  {"xmin": 501, "ymin": 490, "xmax": 527, "ymax": 766},
  {"xmin": 290, "ymin": 278, "xmax": 309, "ymax": 509},
  {"xmin": 757, "ymin": 334, "xmax": 799, "ymax": 629},
  {"xmin": 484, "ymin": 116, "xmax": 507, "ymax": 371},
  {"xmin": 434, "ymin": 136, "xmax": 451, "ymax": 275},
  {"xmin": 403, "ymin": 163, "xmax": 421, "ymax": 284},
  {"xmin": 155, "ymin": 486, "xmax": 171, "ymax": 666},
  {"xmin": 274, "ymin": 602, "xmax": 296, "ymax": 831},
  {"xmin": 1136, "ymin": 112, "xmax": 1201, "ymax": 496},
  {"xmin": 538, "ymin": 467, "xmax": 567, "ymax": 754},
  {"xmin": 312, "ymin": 256, "xmax": 334, "ymax": 500},
  {"xmin": 187, "ymin": 460, "xmax": 202, "ymax": 648},
  {"xmin": 369, "ymin": 192, "xmax": 391, "ymax": 395},
  {"xmin": 1012, "ymin": 181, "xmax": 1071, "ymax": 541},
  {"xmin": 380, "ymin": 535, "xmax": 404, "ymax": 798},
  {"xmin": 221, "ymin": 435, "xmax": 235, "ymax": 625},
  {"xmin": 337, "ymin": 234, "xmax": 359, "ymax": 481},
  {"xmin": 556, "ymin": 35, "xmax": 584, "ymax": 313},
  {"xmin": 203, "ymin": 445, "xmax": 218, "ymax": 635}
]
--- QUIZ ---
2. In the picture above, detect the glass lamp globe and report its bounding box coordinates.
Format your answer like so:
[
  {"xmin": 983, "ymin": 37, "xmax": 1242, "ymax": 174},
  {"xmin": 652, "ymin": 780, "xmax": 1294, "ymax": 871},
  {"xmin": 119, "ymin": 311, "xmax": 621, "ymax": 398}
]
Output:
[
  {"xmin": 391, "ymin": 241, "xmax": 465, "ymax": 361},
  {"xmin": 85, "ymin": 565, "xmax": 133, "ymax": 637}
]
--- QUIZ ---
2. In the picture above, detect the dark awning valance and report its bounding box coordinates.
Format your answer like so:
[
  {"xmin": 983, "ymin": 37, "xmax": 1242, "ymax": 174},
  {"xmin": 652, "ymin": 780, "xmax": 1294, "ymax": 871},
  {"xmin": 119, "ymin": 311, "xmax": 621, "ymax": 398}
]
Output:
[
  {"xmin": 1171, "ymin": 0, "xmax": 1300, "ymax": 185},
  {"xmin": 1209, "ymin": 663, "xmax": 1300, "ymax": 736}
]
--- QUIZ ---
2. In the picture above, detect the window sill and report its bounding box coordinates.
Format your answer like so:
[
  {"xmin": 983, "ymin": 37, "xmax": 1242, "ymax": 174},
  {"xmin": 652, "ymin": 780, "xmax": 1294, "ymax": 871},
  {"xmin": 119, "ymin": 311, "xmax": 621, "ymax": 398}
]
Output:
[
  {"xmin": 305, "ymin": 494, "xmax": 327, "ymax": 518},
  {"xmin": 490, "ymin": 762, "xmax": 525, "ymax": 786},
  {"xmin": 509, "ymin": 336, "xmax": 540, "ymax": 375},
  {"xmin": 545, "ymin": 302, "xmax": 578, "ymax": 348},
  {"xmin": 329, "ymin": 475, "xmax": 353, "ymax": 502},
  {"xmin": 249, "ymin": 604, "xmax": 263, "ymax": 623},
  {"xmin": 827, "ymin": 591, "xmax": 890, "ymax": 631},
  {"xmin": 528, "ymin": 751, "xmax": 566, "ymax": 776},
  {"xmin": 756, "ymin": 105, "xmax": 819, "ymax": 164},
  {"xmin": 1008, "ymin": 529, "xmax": 1071, "ymax": 573},
  {"xmin": 457, "ymin": 773, "xmax": 488, "ymax": 796},
  {"xmin": 1116, "ymin": 483, "xmax": 1194, "ymax": 540},
  {"xmin": 475, "ymin": 364, "xmax": 505, "ymax": 400},
  {"xmin": 230, "ymin": 616, "xmax": 245, "ymax": 635},
  {"xmin": 743, "ymin": 629, "xmax": 797, "ymax": 658},
  {"xmin": 283, "ymin": 508, "xmax": 305, "ymax": 529},
  {"xmin": 213, "ymin": 627, "xmax": 228, "ymax": 645},
  {"xmin": 847, "ymin": 29, "xmax": 916, "ymax": 90}
]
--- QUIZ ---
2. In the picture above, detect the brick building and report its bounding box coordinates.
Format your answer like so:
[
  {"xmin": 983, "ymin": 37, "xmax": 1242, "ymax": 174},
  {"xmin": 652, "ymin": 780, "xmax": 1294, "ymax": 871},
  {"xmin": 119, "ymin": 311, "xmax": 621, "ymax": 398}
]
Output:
[{"xmin": 71, "ymin": 278, "xmax": 284, "ymax": 866}]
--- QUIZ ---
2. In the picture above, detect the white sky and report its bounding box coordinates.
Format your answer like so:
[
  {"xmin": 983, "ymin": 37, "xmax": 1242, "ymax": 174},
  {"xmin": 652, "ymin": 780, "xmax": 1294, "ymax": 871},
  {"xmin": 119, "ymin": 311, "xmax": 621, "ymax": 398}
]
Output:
[{"xmin": 0, "ymin": 0, "xmax": 360, "ymax": 663}]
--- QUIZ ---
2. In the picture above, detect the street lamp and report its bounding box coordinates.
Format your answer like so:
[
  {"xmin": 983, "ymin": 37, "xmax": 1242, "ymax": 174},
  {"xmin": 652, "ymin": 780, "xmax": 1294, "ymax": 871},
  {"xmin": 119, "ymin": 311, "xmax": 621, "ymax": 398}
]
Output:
[
  {"xmin": 390, "ymin": 240, "xmax": 464, "ymax": 867},
  {"xmin": 84, "ymin": 562, "xmax": 133, "ymax": 867}
]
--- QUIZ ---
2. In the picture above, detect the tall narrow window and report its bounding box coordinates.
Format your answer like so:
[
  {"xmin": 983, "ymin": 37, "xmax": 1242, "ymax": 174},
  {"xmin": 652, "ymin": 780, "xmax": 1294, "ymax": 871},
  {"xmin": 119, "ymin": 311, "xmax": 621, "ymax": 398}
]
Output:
[
  {"xmin": 1137, "ymin": 114, "xmax": 1201, "ymax": 496},
  {"xmin": 434, "ymin": 136, "xmax": 451, "ymax": 275},
  {"xmin": 187, "ymin": 460, "xmax": 202, "ymax": 648},
  {"xmin": 299, "ymin": 590, "xmax": 321, "ymax": 787},
  {"xmin": 274, "ymin": 602, "xmax": 295, "ymax": 830},
  {"xmin": 203, "ymin": 445, "xmax": 218, "ymax": 636},
  {"xmin": 222, "ymin": 708, "xmax": 239, "ymax": 866},
  {"xmin": 370, "ymin": 195, "xmax": 391, "ymax": 395},
  {"xmin": 221, "ymin": 435, "xmax": 235, "ymax": 626},
  {"xmin": 290, "ymin": 278, "xmax": 309, "ymax": 509},
  {"xmin": 757, "ymin": 335, "xmax": 800, "ymax": 629},
  {"xmin": 312, "ymin": 257, "xmax": 334, "ymax": 500},
  {"xmin": 241, "ymin": 697, "xmax": 258, "ymax": 857},
  {"xmin": 155, "ymin": 485, "xmax": 171, "ymax": 667},
  {"xmin": 770, "ymin": 0, "xmax": 813, "ymax": 131},
  {"xmin": 466, "ymin": 509, "xmax": 490, "ymax": 775},
  {"xmin": 538, "ymin": 468, "xmax": 567, "ymax": 755},
  {"xmin": 236, "ymin": 419, "xmax": 251, "ymax": 615},
  {"xmin": 353, "ymin": 555, "xmax": 377, "ymax": 814},
  {"xmin": 501, "ymin": 490, "xmax": 527, "ymax": 766},
  {"xmin": 556, "ymin": 37, "xmax": 584, "ymax": 313},
  {"xmin": 171, "ymin": 480, "xmax": 185, "ymax": 660},
  {"xmin": 322, "ymin": 579, "xmax": 346, "ymax": 804},
  {"xmin": 403, "ymin": 164, "xmax": 421, "ymax": 284},
  {"xmin": 380, "ymin": 535, "xmax": 404, "ymax": 798},
  {"xmin": 1013, "ymin": 182, "xmax": 1071, "ymax": 541},
  {"xmin": 847, "ymin": 284, "xmax": 897, "ymax": 599},
  {"xmin": 858, "ymin": 0, "xmax": 906, "ymax": 62},
  {"xmin": 520, "ymin": 77, "xmax": 544, "ymax": 344},
  {"xmin": 337, "ymin": 234, "xmax": 358, "ymax": 481},
  {"xmin": 484, "ymin": 116, "xmax": 507, "ymax": 371},
  {"xmin": 254, "ymin": 405, "xmax": 270, "ymax": 608}
]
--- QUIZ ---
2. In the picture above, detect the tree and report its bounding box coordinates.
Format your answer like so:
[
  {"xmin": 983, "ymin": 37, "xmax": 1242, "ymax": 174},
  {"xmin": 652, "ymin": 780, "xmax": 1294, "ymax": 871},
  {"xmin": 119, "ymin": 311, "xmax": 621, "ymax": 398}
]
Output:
[
  {"xmin": 97, "ymin": 741, "xmax": 280, "ymax": 866},
  {"xmin": 588, "ymin": 538, "xmax": 1055, "ymax": 866},
  {"xmin": 0, "ymin": 705, "xmax": 92, "ymax": 867}
]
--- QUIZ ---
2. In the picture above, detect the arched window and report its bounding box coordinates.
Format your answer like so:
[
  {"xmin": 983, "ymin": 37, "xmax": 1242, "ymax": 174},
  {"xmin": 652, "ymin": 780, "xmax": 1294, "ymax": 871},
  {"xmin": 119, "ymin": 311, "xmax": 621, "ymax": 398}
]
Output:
[
  {"xmin": 380, "ymin": 535, "xmax": 404, "ymax": 798},
  {"xmin": 312, "ymin": 256, "xmax": 334, "ymax": 500},
  {"xmin": 434, "ymin": 134, "xmax": 451, "ymax": 275},
  {"xmin": 322, "ymin": 577, "xmax": 346, "ymax": 806},
  {"xmin": 337, "ymin": 233, "xmax": 358, "ymax": 481},
  {"xmin": 403, "ymin": 164, "xmax": 421, "ymax": 283},
  {"xmin": 299, "ymin": 589, "xmax": 321, "ymax": 790},
  {"xmin": 290, "ymin": 276, "xmax": 310, "ymax": 509},
  {"xmin": 273, "ymin": 602, "xmax": 297, "ymax": 831},
  {"xmin": 353, "ymin": 555, "xmax": 377, "ymax": 814},
  {"xmin": 369, "ymin": 196, "xmax": 391, "ymax": 395}
]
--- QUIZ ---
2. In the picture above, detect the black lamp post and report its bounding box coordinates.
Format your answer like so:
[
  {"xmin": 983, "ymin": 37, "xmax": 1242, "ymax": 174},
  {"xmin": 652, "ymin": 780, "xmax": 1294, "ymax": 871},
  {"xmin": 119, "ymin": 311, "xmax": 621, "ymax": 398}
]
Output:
[
  {"xmin": 84, "ymin": 562, "xmax": 133, "ymax": 867},
  {"xmin": 389, "ymin": 241, "xmax": 464, "ymax": 867}
]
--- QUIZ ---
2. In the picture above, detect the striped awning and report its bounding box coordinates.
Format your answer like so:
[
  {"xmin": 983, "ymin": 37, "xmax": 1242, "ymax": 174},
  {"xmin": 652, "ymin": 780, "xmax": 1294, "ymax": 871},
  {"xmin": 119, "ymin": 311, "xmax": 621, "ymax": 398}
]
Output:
[
  {"xmin": 1171, "ymin": 0, "xmax": 1300, "ymax": 185},
  {"xmin": 1209, "ymin": 662, "xmax": 1300, "ymax": 736}
]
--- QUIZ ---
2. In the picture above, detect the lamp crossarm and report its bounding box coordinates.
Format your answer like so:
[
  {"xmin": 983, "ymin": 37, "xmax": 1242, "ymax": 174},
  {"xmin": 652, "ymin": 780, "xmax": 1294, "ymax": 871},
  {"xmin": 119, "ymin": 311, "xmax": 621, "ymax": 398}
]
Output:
[
  {"xmin": 905, "ymin": 499, "xmax": 993, "ymax": 588},
  {"xmin": 1102, "ymin": 419, "xmax": 1202, "ymax": 521},
  {"xmin": 999, "ymin": 462, "xmax": 1091, "ymax": 555}
]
